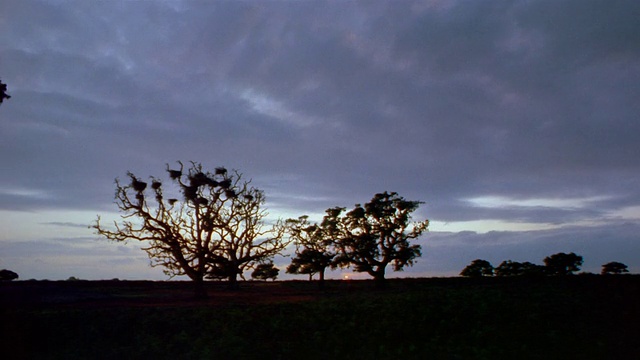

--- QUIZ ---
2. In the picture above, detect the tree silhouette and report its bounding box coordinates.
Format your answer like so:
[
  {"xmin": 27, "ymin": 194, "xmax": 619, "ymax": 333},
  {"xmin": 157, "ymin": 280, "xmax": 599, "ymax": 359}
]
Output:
[
  {"xmin": 0, "ymin": 79, "xmax": 10, "ymax": 105},
  {"xmin": 0, "ymin": 269, "xmax": 19, "ymax": 281},
  {"xmin": 93, "ymin": 162, "xmax": 289, "ymax": 297},
  {"xmin": 495, "ymin": 261, "xmax": 545, "ymax": 277},
  {"xmin": 251, "ymin": 262, "xmax": 279, "ymax": 281},
  {"xmin": 495, "ymin": 260, "xmax": 524, "ymax": 277},
  {"xmin": 285, "ymin": 211, "xmax": 341, "ymax": 287},
  {"xmin": 544, "ymin": 252, "xmax": 583, "ymax": 276},
  {"xmin": 601, "ymin": 261, "xmax": 629, "ymax": 275},
  {"xmin": 460, "ymin": 259, "xmax": 494, "ymax": 277},
  {"xmin": 333, "ymin": 192, "xmax": 429, "ymax": 287}
]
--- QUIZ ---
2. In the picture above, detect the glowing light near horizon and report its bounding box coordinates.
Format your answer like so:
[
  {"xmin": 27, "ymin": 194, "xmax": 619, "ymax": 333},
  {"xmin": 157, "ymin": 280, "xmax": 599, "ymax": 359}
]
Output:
[
  {"xmin": 0, "ymin": 186, "xmax": 52, "ymax": 199},
  {"xmin": 465, "ymin": 195, "xmax": 610, "ymax": 209},
  {"xmin": 429, "ymin": 220, "xmax": 559, "ymax": 234}
]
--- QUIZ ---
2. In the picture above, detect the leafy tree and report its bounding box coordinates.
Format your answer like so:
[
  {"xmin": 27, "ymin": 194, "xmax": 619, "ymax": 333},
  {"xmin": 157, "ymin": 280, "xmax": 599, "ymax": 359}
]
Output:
[
  {"xmin": 285, "ymin": 210, "xmax": 341, "ymax": 287},
  {"xmin": 93, "ymin": 161, "xmax": 289, "ymax": 297},
  {"xmin": 0, "ymin": 269, "xmax": 18, "ymax": 281},
  {"xmin": 251, "ymin": 262, "xmax": 279, "ymax": 281},
  {"xmin": 495, "ymin": 260, "xmax": 524, "ymax": 277},
  {"xmin": 495, "ymin": 261, "xmax": 545, "ymax": 277},
  {"xmin": 601, "ymin": 261, "xmax": 629, "ymax": 275},
  {"xmin": 287, "ymin": 249, "xmax": 328, "ymax": 281},
  {"xmin": 460, "ymin": 259, "xmax": 494, "ymax": 277},
  {"xmin": 520, "ymin": 262, "xmax": 547, "ymax": 277},
  {"xmin": 544, "ymin": 252, "xmax": 583, "ymax": 276},
  {"xmin": 0, "ymin": 79, "xmax": 10, "ymax": 105},
  {"xmin": 333, "ymin": 192, "xmax": 429, "ymax": 287}
]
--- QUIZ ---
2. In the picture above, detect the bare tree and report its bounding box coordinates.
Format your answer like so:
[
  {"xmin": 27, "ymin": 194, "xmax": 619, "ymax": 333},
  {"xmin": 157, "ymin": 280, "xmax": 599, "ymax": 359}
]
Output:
[{"xmin": 93, "ymin": 161, "xmax": 289, "ymax": 297}]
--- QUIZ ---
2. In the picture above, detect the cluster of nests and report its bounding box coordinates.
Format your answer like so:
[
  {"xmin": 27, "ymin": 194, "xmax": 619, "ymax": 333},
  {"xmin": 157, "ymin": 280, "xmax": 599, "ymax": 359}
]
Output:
[{"xmin": 129, "ymin": 167, "xmax": 254, "ymax": 205}]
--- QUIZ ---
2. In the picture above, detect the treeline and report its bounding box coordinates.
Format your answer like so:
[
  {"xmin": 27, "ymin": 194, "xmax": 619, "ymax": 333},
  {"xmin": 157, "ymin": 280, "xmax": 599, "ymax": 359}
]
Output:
[
  {"xmin": 93, "ymin": 162, "xmax": 428, "ymax": 296},
  {"xmin": 460, "ymin": 253, "xmax": 630, "ymax": 277}
]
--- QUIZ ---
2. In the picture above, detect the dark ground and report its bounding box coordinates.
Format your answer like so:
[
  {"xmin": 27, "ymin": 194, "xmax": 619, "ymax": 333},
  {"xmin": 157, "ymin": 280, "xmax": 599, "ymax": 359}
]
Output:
[{"xmin": 1, "ymin": 276, "xmax": 639, "ymax": 359}]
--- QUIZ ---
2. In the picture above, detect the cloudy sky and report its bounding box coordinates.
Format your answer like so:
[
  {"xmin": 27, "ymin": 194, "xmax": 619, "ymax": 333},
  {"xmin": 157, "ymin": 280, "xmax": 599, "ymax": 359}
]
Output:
[{"xmin": 1, "ymin": 0, "xmax": 639, "ymax": 280}]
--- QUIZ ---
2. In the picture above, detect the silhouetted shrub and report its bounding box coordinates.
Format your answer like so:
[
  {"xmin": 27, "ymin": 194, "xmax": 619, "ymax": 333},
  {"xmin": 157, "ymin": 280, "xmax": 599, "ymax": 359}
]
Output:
[
  {"xmin": 544, "ymin": 252, "xmax": 583, "ymax": 275},
  {"xmin": 251, "ymin": 263, "xmax": 279, "ymax": 281},
  {"xmin": 495, "ymin": 261, "xmax": 545, "ymax": 277},
  {"xmin": 601, "ymin": 261, "xmax": 629, "ymax": 275},
  {"xmin": 0, "ymin": 79, "xmax": 10, "ymax": 105},
  {"xmin": 0, "ymin": 269, "xmax": 18, "ymax": 281},
  {"xmin": 460, "ymin": 259, "xmax": 494, "ymax": 277}
]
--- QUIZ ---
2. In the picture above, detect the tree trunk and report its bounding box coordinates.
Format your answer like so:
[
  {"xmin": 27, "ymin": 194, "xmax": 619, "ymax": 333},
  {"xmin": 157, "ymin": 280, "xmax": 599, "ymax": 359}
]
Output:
[
  {"xmin": 373, "ymin": 275, "xmax": 387, "ymax": 289},
  {"xmin": 373, "ymin": 267, "xmax": 386, "ymax": 289},
  {"xmin": 193, "ymin": 277, "xmax": 208, "ymax": 299},
  {"xmin": 228, "ymin": 271, "xmax": 240, "ymax": 290},
  {"xmin": 318, "ymin": 268, "xmax": 326, "ymax": 290}
]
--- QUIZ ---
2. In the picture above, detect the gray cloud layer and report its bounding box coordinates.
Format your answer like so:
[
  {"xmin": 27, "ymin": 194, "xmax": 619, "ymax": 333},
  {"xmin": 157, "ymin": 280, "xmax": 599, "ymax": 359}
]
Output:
[{"xmin": 1, "ymin": 0, "xmax": 639, "ymax": 278}]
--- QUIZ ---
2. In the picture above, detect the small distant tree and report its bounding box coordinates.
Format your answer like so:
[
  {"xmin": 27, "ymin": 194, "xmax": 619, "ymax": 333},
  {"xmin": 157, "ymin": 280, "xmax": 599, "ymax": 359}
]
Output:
[
  {"xmin": 93, "ymin": 161, "xmax": 289, "ymax": 297},
  {"xmin": 285, "ymin": 210, "xmax": 341, "ymax": 287},
  {"xmin": 495, "ymin": 260, "xmax": 524, "ymax": 277},
  {"xmin": 287, "ymin": 249, "xmax": 328, "ymax": 281},
  {"xmin": 601, "ymin": 261, "xmax": 629, "ymax": 275},
  {"xmin": 544, "ymin": 252, "xmax": 583, "ymax": 276},
  {"xmin": 460, "ymin": 259, "xmax": 494, "ymax": 277},
  {"xmin": 0, "ymin": 79, "xmax": 10, "ymax": 105},
  {"xmin": 520, "ymin": 262, "xmax": 546, "ymax": 277},
  {"xmin": 494, "ymin": 261, "xmax": 545, "ymax": 277},
  {"xmin": 251, "ymin": 262, "xmax": 279, "ymax": 281},
  {"xmin": 0, "ymin": 269, "xmax": 19, "ymax": 281},
  {"xmin": 333, "ymin": 192, "xmax": 429, "ymax": 287}
]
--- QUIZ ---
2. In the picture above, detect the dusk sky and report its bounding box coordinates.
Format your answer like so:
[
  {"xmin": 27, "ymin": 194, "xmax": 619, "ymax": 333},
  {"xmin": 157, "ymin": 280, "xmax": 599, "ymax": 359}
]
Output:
[{"xmin": 1, "ymin": 0, "xmax": 639, "ymax": 280}]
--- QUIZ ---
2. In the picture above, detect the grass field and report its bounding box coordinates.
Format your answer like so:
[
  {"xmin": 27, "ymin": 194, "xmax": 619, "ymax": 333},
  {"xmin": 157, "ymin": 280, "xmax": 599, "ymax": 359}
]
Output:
[{"xmin": 1, "ymin": 275, "xmax": 638, "ymax": 359}]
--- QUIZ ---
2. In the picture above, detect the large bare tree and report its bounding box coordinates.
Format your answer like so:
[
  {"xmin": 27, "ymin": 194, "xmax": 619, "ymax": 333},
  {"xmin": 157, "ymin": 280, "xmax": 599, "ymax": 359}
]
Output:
[{"xmin": 93, "ymin": 161, "xmax": 289, "ymax": 297}]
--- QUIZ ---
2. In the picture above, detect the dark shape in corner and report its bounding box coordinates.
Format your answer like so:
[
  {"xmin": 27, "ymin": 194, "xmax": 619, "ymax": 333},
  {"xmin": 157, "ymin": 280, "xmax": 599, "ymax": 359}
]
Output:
[
  {"xmin": 0, "ymin": 79, "xmax": 10, "ymax": 105},
  {"xmin": 0, "ymin": 269, "xmax": 19, "ymax": 281}
]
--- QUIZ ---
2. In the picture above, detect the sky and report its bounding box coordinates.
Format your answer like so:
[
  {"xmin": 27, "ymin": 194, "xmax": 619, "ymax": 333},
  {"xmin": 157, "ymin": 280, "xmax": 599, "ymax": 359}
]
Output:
[{"xmin": 1, "ymin": 0, "xmax": 639, "ymax": 281}]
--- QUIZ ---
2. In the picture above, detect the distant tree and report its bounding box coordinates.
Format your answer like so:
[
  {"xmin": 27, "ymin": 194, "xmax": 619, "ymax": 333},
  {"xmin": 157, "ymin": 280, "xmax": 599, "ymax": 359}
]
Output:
[
  {"xmin": 520, "ymin": 262, "xmax": 547, "ymax": 277},
  {"xmin": 495, "ymin": 260, "xmax": 525, "ymax": 277},
  {"xmin": 251, "ymin": 262, "xmax": 279, "ymax": 281},
  {"xmin": 287, "ymin": 249, "xmax": 328, "ymax": 281},
  {"xmin": 494, "ymin": 261, "xmax": 545, "ymax": 277},
  {"xmin": 0, "ymin": 79, "xmax": 10, "ymax": 105},
  {"xmin": 601, "ymin": 261, "xmax": 629, "ymax": 275},
  {"xmin": 333, "ymin": 192, "xmax": 429, "ymax": 287},
  {"xmin": 460, "ymin": 259, "xmax": 494, "ymax": 277},
  {"xmin": 285, "ymin": 211, "xmax": 341, "ymax": 287},
  {"xmin": 544, "ymin": 252, "xmax": 583, "ymax": 276},
  {"xmin": 0, "ymin": 269, "xmax": 19, "ymax": 281},
  {"xmin": 93, "ymin": 161, "xmax": 289, "ymax": 297}
]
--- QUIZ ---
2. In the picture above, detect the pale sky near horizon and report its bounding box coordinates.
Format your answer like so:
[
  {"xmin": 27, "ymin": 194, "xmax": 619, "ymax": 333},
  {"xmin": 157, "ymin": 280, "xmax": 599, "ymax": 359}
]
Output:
[{"xmin": 1, "ymin": 0, "xmax": 639, "ymax": 280}]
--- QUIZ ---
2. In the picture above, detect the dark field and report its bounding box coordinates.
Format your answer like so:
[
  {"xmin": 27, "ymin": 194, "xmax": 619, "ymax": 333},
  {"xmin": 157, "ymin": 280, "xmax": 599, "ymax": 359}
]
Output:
[{"xmin": 2, "ymin": 276, "xmax": 638, "ymax": 359}]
